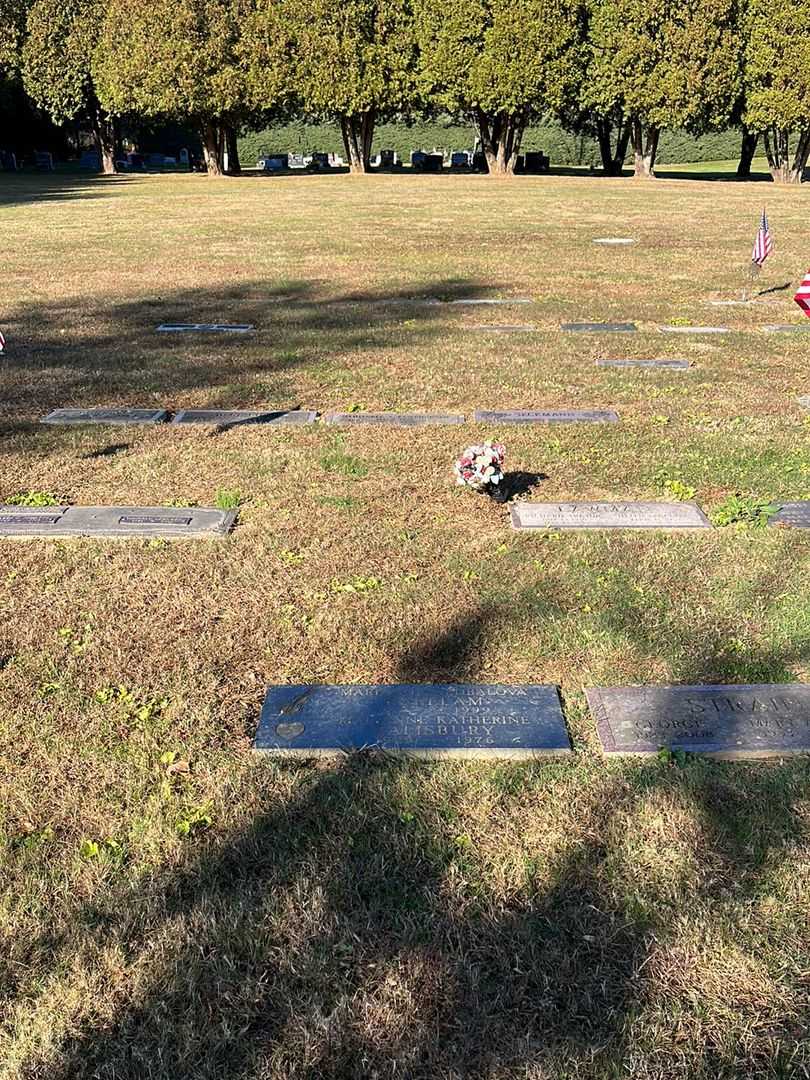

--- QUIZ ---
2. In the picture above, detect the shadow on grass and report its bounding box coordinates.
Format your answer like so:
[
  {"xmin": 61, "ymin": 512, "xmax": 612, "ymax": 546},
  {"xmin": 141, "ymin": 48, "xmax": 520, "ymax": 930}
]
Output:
[
  {"xmin": 0, "ymin": 172, "xmax": 140, "ymax": 208},
  {"xmin": 0, "ymin": 275, "xmax": 502, "ymax": 439}
]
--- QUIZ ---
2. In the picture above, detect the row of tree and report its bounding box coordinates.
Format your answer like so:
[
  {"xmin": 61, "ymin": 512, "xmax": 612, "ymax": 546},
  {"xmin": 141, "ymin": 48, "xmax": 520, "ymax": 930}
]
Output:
[{"xmin": 3, "ymin": 0, "xmax": 810, "ymax": 182}]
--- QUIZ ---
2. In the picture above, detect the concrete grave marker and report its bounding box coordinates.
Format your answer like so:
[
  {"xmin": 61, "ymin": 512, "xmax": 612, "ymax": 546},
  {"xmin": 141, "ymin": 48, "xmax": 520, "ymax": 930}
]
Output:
[
  {"xmin": 172, "ymin": 409, "xmax": 317, "ymax": 425},
  {"xmin": 0, "ymin": 505, "xmax": 236, "ymax": 538},
  {"xmin": 474, "ymin": 409, "xmax": 619, "ymax": 424},
  {"xmin": 561, "ymin": 322, "xmax": 637, "ymax": 333},
  {"xmin": 596, "ymin": 359, "xmax": 689, "ymax": 370},
  {"xmin": 768, "ymin": 502, "xmax": 810, "ymax": 528},
  {"xmin": 510, "ymin": 501, "xmax": 711, "ymax": 530},
  {"xmin": 659, "ymin": 325, "xmax": 729, "ymax": 335},
  {"xmin": 593, "ymin": 238, "xmax": 635, "ymax": 245},
  {"xmin": 796, "ymin": 396, "xmax": 810, "ymax": 409},
  {"xmin": 763, "ymin": 324, "xmax": 810, "ymax": 333},
  {"xmin": 41, "ymin": 408, "xmax": 169, "ymax": 425},
  {"xmin": 324, "ymin": 411, "xmax": 464, "ymax": 426},
  {"xmin": 156, "ymin": 323, "xmax": 254, "ymax": 333},
  {"xmin": 254, "ymin": 684, "xmax": 571, "ymax": 758},
  {"xmin": 588, "ymin": 684, "xmax": 810, "ymax": 758}
]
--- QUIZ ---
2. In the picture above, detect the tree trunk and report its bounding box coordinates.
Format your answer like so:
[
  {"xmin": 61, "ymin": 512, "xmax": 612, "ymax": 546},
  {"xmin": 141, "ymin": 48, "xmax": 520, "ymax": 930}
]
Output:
[
  {"xmin": 596, "ymin": 116, "xmax": 631, "ymax": 176},
  {"xmin": 764, "ymin": 126, "xmax": 809, "ymax": 184},
  {"xmin": 92, "ymin": 110, "xmax": 117, "ymax": 174},
  {"xmin": 224, "ymin": 124, "xmax": 241, "ymax": 175},
  {"xmin": 201, "ymin": 120, "xmax": 224, "ymax": 176},
  {"xmin": 340, "ymin": 111, "xmax": 375, "ymax": 173},
  {"xmin": 736, "ymin": 128, "xmax": 758, "ymax": 179},
  {"xmin": 632, "ymin": 119, "xmax": 659, "ymax": 178},
  {"xmin": 475, "ymin": 108, "xmax": 525, "ymax": 175}
]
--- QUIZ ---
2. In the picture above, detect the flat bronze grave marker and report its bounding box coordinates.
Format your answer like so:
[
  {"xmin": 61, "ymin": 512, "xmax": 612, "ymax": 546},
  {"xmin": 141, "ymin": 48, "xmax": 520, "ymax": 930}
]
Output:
[
  {"xmin": 0, "ymin": 505, "xmax": 236, "ymax": 538},
  {"xmin": 171, "ymin": 409, "xmax": 317, "ymax": 425},
  {"xmin": 474, "ymin": 409, "xmax": 619, "ymax": 424},
  {"xmin": 768, "ymin": 502, "xmax": 810, "ymax": 528},
  {"xmin": 324, "ymin": 411, "xmax": 464, "ymax": 426},
  {"xmin": 156, "ymin": 323, "xmax": 254, "ymax": 333},
  {"xmin": 41, "ymin": 408, "xmax": 169, "ymax": 425},
  {"xmin": 596, "ymin": 359, "xmax": 689, "ymax": 370},
  {"xmin": 659, "ymin": 325, "xmax": 729, "ymax": 335},
  {"xmin": 510, "ymin": 501, "xmax": 711, "ymax": 530},
  {"xmin": 255, "ymin": 684, "xmax": 571, "ymax": 758},
  {"xmin": 587, "ymin": 684, "xmax": 810, "ymax": 758},
  {"xmin": 561, "ymin": 322, "xmax": 637, "ymax": 333}
]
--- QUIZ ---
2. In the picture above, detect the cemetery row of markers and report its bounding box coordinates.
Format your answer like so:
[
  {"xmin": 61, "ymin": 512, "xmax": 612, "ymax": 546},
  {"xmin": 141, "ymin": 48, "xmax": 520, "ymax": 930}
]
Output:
[{"xmin": 155, "ymin": 320, "xmax": 810, "ymax": 334}]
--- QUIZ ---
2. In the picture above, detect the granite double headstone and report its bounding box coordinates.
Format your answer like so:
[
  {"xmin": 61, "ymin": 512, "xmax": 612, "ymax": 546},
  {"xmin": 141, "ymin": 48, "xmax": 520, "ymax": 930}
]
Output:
[{"xmin": 254, "ymin": 683, "xmax": 571, "ymax": 758}]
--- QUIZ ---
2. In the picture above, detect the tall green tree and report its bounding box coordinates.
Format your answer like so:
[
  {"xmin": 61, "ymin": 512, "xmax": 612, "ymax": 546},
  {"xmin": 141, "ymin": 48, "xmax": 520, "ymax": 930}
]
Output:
[
  {"xmin": 744, "ymin": 0, "xmax": 810, "ymax": 183},
  {"xmin": 22, "ymin": 0, "xmax": 119, "ymax": 171},
  {"xmin": 97, "ymin": 0, "xmax": 275, "ymax": 175},
  {"xmin": 415, "ymin": 0, "xmax": 584, "ymax": 175},
  {"xmin": 251, "ymin": 0, "xmax": 418, "ymax": 174},
  {"xmin": 584, "ymin": 0, "xmax": 741, "ymax": 177}
]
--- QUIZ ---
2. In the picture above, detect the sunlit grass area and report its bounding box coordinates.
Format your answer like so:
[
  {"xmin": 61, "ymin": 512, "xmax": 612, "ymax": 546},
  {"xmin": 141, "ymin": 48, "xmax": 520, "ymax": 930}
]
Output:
[{"xmin": 1, "ymin": 170, "xmax": 809, "ymax": 1078}]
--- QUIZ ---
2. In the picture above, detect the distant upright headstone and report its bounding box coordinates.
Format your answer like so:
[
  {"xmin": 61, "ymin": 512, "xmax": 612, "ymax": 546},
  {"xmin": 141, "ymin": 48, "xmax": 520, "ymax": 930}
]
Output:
[
  {"xmin": 34, "ymin": 151, "xmax": 54, "ymax": 171},
  {"xmin": 510, "ymin": 501, "xmax": 711, "ymax": 530},
  {"xmin": 254, "ymin": 683, "xmax": 571, "ymax": 758},
  {"xmin": 588, "ymin": 683, "xmax": 810, "ymax": 758},
  {"xmin": 79, "ymin": 150, "xmax": 101, "ymax": 170},
  {"xmin": 179, "ymin": 148, "xmax": 190, "ymax": 167}
]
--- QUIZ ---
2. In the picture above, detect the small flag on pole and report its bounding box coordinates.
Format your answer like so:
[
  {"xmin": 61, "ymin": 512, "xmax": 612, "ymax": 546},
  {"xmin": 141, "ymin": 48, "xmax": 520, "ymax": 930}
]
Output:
[
  {"xmin": 0, "ymin": 331, "xmax": 5, "ymax": 352},
  {"xmin": 752, "ymin": 208, "xmax": 773, "ymax": 267},
  {"xmin": 794, "ymin": 271, "xmax": 810, "ymax": 318}
]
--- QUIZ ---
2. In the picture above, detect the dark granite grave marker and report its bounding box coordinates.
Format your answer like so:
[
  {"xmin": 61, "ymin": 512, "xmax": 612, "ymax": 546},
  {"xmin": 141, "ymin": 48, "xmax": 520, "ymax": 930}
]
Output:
[
  {"xmin": 474, "ymin": 409, "xmax": 619, "ymax": 424},
  {"xmin": 596, "ymin": 359, "xmax": 689, "ymax": 370},
  {"xmin": 588, "ymin": 683, "xmax": 810, "ymax": 758},
  {"xmin": 510, "ymin": 501, "xmax": 711, "ymax": 530},
  {"xmin": 561, "ymin": 322, "xmax": 637, "ymax": 333},
  {"xmin": 0, "ymin": 505, "xmax": 236, "ymax": 538},
  {"xmin": 659, "ymin": 325, "xmax": 729, "ymax": 334},
  {"xmin": 172, "ymin": 409, "xmax": 317, "ymax": 425},
  {"xmin": 41, "ymin": 408, "xmax": 169, "ymax": 425},
  {"xmin": 324, "ymin": 412, "xmax": 464, "ymax": 426},
  {"xmin": 156, "ymin": 323, "xmax": 254, "ymax": 333},
  {"xmin": 768, "ymin": 502, "xmax": 810, "ymax": 528},
  {"xmin": 254, "ymin": 683, "xmax": 571, "ymax": 758}
]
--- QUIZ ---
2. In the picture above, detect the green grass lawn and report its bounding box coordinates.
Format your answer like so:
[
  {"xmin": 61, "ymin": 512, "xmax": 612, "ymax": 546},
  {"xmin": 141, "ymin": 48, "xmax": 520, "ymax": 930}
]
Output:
[{"xmin": 1, "ymin": 170, "xmax": 809, "ymax": 1079}]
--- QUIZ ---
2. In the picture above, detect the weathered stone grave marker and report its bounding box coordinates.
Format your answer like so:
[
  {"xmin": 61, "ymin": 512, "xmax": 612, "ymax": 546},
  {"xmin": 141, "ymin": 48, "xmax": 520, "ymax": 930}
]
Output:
[
  {"xmin": 42, "ymin": 408, "xmax": 169, "ymax": 425},
  {"xmin": 561, "ymin": 322, "xmax": 637, "ymax": 333},
  {"xmin": 510, "ymin": 501, "xmax": 711, "ymax": 530},
  {"xmin": 254, "ymin": 684, "xmax": 571, "ymax": 758},
  {"xmin": 768, "ymin": 502, "xmax": 810, "ymax": 528},
  {"xmin": 172, "ymin": 409, "xmax": 317, "ymax": 425},
  {"xmin": 593, "ymin": 238, "xmax": 635, "ymax": 245},
  {"xmin": 156, "ymin": 323, "xmax": 254, "ymax": 333},
  {"xmin": 474, "ymin": 409, "xmax": 619, "ymax": 424},
  {"xmin": 596, "ymin": 359, "xmax": 689, "ymax": 370},
  {"xmin": 659, "ymin": 325, "xmax": 729, "ymax": 335},
  {"xmin": 324, "ymin": 411, "xmax": 464, "ymax": 426},
  {"xmin": 0, "ymin": 505, "xmax": 237, "ymax": 538},
  {"xmin": 763, "ymin": 324, "xmax": 810, "ymax": 333},
  {"xmin": 447, "ymin": 298, "xmax": 533, "ymax": 306},
  {"xmin": 468, "ymin": 324, "xmax": 537, "ymax": 333},
  {"xmin": 587, "ymin": 684, "xmax": 810, "ymax": 758}
]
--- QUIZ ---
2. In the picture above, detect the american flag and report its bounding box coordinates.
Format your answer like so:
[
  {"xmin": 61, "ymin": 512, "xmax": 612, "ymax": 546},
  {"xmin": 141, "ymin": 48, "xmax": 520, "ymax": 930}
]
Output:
[
  {"xmin": 794, "ymin": 271, "xmax": 810, "ymax": 318},
  {"xmin": 752, "ymin": 209, "xmax": 773, "ymax": 267},
  {"xmin": 0, "ymin": 330, "xmax": 5, "ymax": 352}
]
